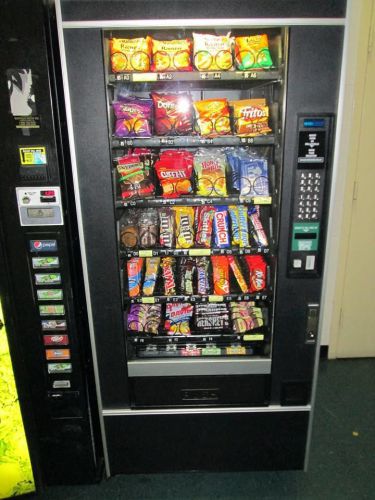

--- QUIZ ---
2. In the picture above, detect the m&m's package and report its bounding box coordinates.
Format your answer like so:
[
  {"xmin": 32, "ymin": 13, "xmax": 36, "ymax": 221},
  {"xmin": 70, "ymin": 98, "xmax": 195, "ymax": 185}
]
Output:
[
  {"xmin": 193, "ymin": 98, "xmax": 231, "ymax": 137},
  {"xmin": 110, "ymin": 37, "xmax": 152, "ymax": 72},
  {"xmin": 193, "ymin": 33, "xmax": 234, "ymax": 71},
  {"xmin": 193, "ymin": 149, "xmax": 228, "ymax": 197},
  {"xmin": 173, "ymin": 207, "xmax": 195, "ymax": 249},
  {"xmin": 154, "ymin": 150, "xmax": 194, "ymax": 197},
  {"xmin": 234, "ymin": 34, "xmax": 273, "ymax": 70},
  {"xmin": 151, "ymin": 92, "xmax": 193, "ymax": 136},
  {"xmin": 230, "ymin": 98, "xmax": 272, "ymax": 137},
  {"xmin": 113, "ymin": 97, "xmax": 153, "ymax": 137},
  {"xmin": 151, "ymin": 38, "xmax": 192, "ymax": 72}
]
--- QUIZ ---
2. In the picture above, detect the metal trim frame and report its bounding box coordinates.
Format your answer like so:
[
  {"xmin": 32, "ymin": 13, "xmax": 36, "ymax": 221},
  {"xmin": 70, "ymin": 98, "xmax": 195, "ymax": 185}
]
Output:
[
  {"xmin": 62, "ymin": 18, "xmax": 346, "ymax": 29},
  {"xmin": 128, "ymin": 358, "xmax": 272, "ymax": 377},
  {"xmin": 304, "ymin": 1, "xmax": 350, "ymax": 471},
  {"xmin": 103, "ymin": 404, "xmax": 311, "ymax": 417},
  {"xmin": 54, "ymin": 0, "xmax": 110, "ymax": 477}
]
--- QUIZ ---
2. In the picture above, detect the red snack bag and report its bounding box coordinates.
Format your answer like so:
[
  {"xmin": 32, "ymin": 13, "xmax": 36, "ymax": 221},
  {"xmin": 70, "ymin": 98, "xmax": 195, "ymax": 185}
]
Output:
[
  {"xmin": 151, "ymin": 92, "xmax": 193, "ymax": 136},
  {"xmin": 154, "ymin": 150, "xmax": 194, "ymax": 198},
  {"xmin": 211, "ymin": 256, "xmax": 230, "ymax": 295},
  {"xmin": 117, "ymin": 154, "xmax": 155, "ymax": 199},
  {"xmin": 245, "ymin": 255, "xmax": 267, "ymax": 292}
]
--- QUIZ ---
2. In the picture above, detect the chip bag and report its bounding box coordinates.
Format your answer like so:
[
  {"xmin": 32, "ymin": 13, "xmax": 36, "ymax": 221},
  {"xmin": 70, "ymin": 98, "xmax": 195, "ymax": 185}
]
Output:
[
  {"xmin": 193, "ymin": 33, "xmax": 234, "ymax": 71},
  {"xmin": 193, "ymin": 98, "xmax": 231, "ymax": 137},
  {"xmin": 235, "ymin": 34, "xmax": 273, "ymax": 70},
  {"xmin": 116, "ymin": 154, "xmax": 155, "ymax": 199},
  {"xmin": 230, "ymin": 98, "xmax": 272, "ymax": 137},
  {"xmin": 154, "ymin": 150, "xmax": 194, "ymax": 198},
  {"xmin": 113, "ymin": 97, "xmax": 153, "ymax": 137},
  {"xmin": 165, "ymin": 303, "xmax": 193, "ymax": 335},
  {"xmin": 151, "ymin": 38, "xmax": 192, "ymax": 72},
  {"xmin": 194, "ymin": 149, "xmax": 228, "ymax": 197},
  {"xmin": 110, "ymin": 37, "xmax": 152, "ymax": 72},
  {"xmin": 151, "ymin": 92, "xmax": 193, "ymax": 136}
]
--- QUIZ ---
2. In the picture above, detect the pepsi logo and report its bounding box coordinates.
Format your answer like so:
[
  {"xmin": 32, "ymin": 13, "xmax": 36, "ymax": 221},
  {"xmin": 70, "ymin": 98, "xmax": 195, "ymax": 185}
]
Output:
[{"xmin": 34, "ymin": 241, "xmax": 42, "ymax": 249}]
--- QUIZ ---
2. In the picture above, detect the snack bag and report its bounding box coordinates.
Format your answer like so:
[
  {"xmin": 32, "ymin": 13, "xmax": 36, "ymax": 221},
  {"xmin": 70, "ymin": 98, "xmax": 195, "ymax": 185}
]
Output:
[
  {"xmin": 113, "ymin": 97, "xmax": 153, "ymax": 137},
  {"xmin": 245, "ymin": 255, "xmax": 267, "ymax": 292},
  {"xmin": 142, "ymin": 257, "xmax": 160, "ymax": 296},
  {"xmin": 193, "ymin": 33, "xmax": 234, "ymax": 71},
  {"xmin": 116, "ymin": 154, "xmax": 155, "ymax": 199},
  {"xmin": 193, "ymin": 99, "xmax": 231, "ymax": 137},
  {"xmin": 155, "ymin": 150, "xmax": 194, "ymax": 198},
  {"xmin": 127, "ymin": 304, "xmax": 161, "ymax": 334},
  {"xmin": 127, "ymin": 257, "xmax": 143, "ymax": 297},
  {"xmin": 195, "ymin": 206, "xmax": 215, "ymax": 247},
  {"xmin": 194, "ymin": 149, "xmax": 228, "ymax": 196},
  {"xmin": 211, "ymin": 255, "xmax": 230, "ymax": 295},
  {"xmin": 151, "ymin": 92, "xmax": 193, "ymax": 136},
  {"xmin": 161, "ymin": 257, "xmax": 177, "ymax": 295},
  {"xmin": 230, "ymin": 98, "xmax": 272, "ymax": 137},
  {"xmin": 110, "ymin": 37, "xmax": 152, "ymax": 72},
  {"xmin": 228, "ymin": 256, "xmax": 248, "ymax": 293},
  {"xmin": 165, "ymin": 303, "xmax": 194, "ymax": 335},
  {"xmin": 120, "ymin": 210, "xmax": 139, "ymax": 248},
  {"xmin": 173, "ymin": 207, "xmax": 195, "ymax": 248},
  {"xmin": 234, "ymin": 34, "xmax": 273, "ymax": 70},
  {"xmin": 239, "ymin": 156, "xmax": 269, "ymax": 197},
  {"xmin": 138, "ymin": 210, "xmax": 158, "ymax": 248},
  {"xmin": 151, "ymin": 38, "xmax": 193, "ymax": 72}
]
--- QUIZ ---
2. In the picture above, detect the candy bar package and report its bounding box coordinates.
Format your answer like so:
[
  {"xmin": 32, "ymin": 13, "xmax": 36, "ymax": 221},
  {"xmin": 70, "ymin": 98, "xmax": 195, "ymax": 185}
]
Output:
[
  {"xmin": 139, "ymin": 210, "xmax": 159, "ymax": 248},
  {"xmin": 151, "ymin": 38, "xmax": 193, "ymax": 72},
  {"xmin": 248, "ymin": 206, "xmax": 269, "ymax": 247},
  {"xmin": 225, "ymin": 148, "xmax": 241, "ymax": 191},
  {"xmin": 120, "ymin": 210, "xmax": 139, "ymax": 248},
  {"xmin": 161, "ymin": 257, "xmax": 177, "ymax": 295},
  {"xmin": 113, "ymin": 97, "xmax": 153, "ymax": 137},
  {"xmin": 193, "ymin": 99, "xmax": 231, "ymax": 137},
  {"xmin": 193, "ymin": 33, "xmax": 234, "ymax": 71},
  {"xmin": 196, "ymin": 257, "xmax": 210, "ymax": 295},
  {"xmin": 228, "ymin": 205, "xmax": 250, "ymax": 247},
  {"xmin": 127, "ymin": 304, "xmax": 161, "ymax": 334},
  {"xmin": 165, "ymin": 303, "xmax": 193, "ymax": 335},
  {"xmin": 194, "ymin": 149, "xmax": 228, "ymax": 196},
  {"xmin": 228, "ymin": 256, "xmax": 249, "ymax": 293},
  {"xmin": 230, "ymin": 98, "xmax": 272, "ymax": 137},
  {"xmin": 174, "ymin": 206, "xmax": 195, "ymax": 248},
  {"xmin": 142, "ymin": 257, "xmax": 161, "ymax": 296},
  {"xmin": 179, "ymin": 257, "xmax": 196, "ymax": 295},
  {"xmin": 213, "ymin": 206, "xmax": 230, "ymax": 248},
  {"xmin": 154, "ymin": 150, "xmax": 194, "ymax": 197},
  {"xmin": 230, "ymin": 302, "xmax": 263, "ymax": 334},
  {"xmin": 245, "ymin": 255, "xmax": 267, "ymax": 292},
  {"xmin": 151, "ymin": 93, "xmax": 193, "ymax": 136},
  {"xmin": 127, "ymin": 257, "xmax": 143, "ymax": 297},
  {"xmin": 211, "ymin": 255, "xmax": 230, "ymax": 295},
  {"xmin": 195, "ymin": 303, "xmax": 230, "ymax": 330},
  {"xmin": 110, "ymin": 36, "xmax": 152, "ymax": 72},
  {"xmin": 195, "ymin": 206, "xmax": 215, "ymax": 247},
  {"xmin": 234, "ymin": 34, "xmax": 273, "ymax": 70},
  {"xmin": 116, "ymin": 154, "xmax": 155, "ymax": 199},
  {"xmin": 159, "ymin": 208, "xmax": 175, "ymax": 248}
]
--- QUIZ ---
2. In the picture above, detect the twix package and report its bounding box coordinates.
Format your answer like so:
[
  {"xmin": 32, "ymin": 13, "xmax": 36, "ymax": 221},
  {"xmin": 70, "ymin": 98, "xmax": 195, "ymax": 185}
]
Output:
[
  {"xmin": 230, "ymin": 98, "xmax": 272, "ymax": 137},
  {"xmin": 110, "ymin": 37, "xmax": 152, "ymax": 72}
]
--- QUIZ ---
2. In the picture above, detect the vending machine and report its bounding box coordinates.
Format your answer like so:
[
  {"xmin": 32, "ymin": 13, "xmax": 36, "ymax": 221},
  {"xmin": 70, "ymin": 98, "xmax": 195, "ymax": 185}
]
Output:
[{"xmin": 0, "ymin": 0, "xmax": 346, "ymax": 482}]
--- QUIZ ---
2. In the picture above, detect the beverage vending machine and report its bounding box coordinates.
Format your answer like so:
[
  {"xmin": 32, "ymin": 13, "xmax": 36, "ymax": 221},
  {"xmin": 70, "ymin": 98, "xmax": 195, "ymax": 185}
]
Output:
[{"xmin": 0, "ymin": 0, "xmax": 346, "ymax": 482}]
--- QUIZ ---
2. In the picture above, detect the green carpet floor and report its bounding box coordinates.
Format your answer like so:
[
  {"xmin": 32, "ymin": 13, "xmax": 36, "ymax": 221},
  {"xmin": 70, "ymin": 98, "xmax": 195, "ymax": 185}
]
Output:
[{"xmin": 35, "ymin": 359, "xmax": 375, "ymax": 499}]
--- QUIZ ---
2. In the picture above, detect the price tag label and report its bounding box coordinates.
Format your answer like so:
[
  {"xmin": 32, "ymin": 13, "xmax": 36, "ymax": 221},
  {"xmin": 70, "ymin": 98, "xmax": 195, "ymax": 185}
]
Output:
[
  {"xmin": 242, "ymin": 71, "xmax": 257, "ymax": 80},
  {"xmin": 243, "ymin": 334, "xmax": 264, "ymax": 341},
  {"xmin": 142, "ymin": 297, "xmax": 155, "ymax": 304},
  {"xmin": 189, "ymin": 249, "xmax": 211, "ymax": 256},
  {"xmin": 209, "ymin": 295, "xmax": 224, "ymax": 303},
  {"xmin": 132, "ymin": 73, "xmax": 157, "ymax": 82},
  {"xmin": 253, "ymin": 196, "xmax": 272, "ymax": 205},
  {"xmin": 139, "ymin": 250, "xmax": 153, "ymax": 257}
]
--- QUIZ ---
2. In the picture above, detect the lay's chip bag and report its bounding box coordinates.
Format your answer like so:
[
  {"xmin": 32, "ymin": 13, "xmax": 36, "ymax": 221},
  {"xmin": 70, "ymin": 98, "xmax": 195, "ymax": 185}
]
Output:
[
  {"xmin": 193, "ymin": 98, "xmax": 231, "ymax": 137},
  {"xmin": 234, "ymin": 34, "xmax": 273, "ymax": 70},
  {"xmin": 110, "ymin": 37, "xmax": 152, "ymax": 72},
  {"xmin": 151, "ymin": 38, "xmax": 192, "ymax": 72},
  {"xmin": 193, "ymin": 33, "xmax": 234, "ymax": 71}
]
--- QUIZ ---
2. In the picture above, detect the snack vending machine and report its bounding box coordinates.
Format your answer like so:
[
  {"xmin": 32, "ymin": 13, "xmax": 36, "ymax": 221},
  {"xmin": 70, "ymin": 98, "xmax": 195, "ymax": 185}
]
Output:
[{"xmin": 1, "ymin": 0, "xmax": 346, "ymax": 482}]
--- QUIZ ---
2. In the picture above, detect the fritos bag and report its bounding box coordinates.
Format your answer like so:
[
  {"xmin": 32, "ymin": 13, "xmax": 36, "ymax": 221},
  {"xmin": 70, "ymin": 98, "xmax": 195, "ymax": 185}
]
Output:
[{"xmin": 230, "ymin": 98, "xmax": 272, "ymax": 136}]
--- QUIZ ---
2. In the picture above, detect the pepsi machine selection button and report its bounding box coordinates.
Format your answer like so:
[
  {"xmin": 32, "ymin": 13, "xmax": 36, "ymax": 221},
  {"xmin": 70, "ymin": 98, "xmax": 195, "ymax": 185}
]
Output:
[{"xmin": 29, "ymin": 240, "xmax": 58, "ymax": 252}]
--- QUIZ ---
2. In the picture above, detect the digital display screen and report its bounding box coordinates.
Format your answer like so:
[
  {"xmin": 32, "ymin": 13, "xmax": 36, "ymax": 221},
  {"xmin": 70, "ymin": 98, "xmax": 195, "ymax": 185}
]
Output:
[
  {"xmin": 27, "ymin": 208, "xmax": 54, "ymax": 218},
  {"xmin": 303, "ymin": 119, "xmax": 325, "ymax": 128}
]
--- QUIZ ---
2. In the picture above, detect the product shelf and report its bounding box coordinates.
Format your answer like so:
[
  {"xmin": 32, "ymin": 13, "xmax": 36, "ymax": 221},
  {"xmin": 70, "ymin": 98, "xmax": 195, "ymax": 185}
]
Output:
[
  {"xmin": 123, "ymin": 292, "xmax": 271, "ymax": 304},
  {"xmin": 120, "ymin": 246, "xmax": 271, "ymax": 258},
  {"xmin": 115, "ymin": 194, "xmax": 272, "ymax": 208},
  {"xmin": 112, "ymin": 134, "xmax": 275, "ymax": 148}
]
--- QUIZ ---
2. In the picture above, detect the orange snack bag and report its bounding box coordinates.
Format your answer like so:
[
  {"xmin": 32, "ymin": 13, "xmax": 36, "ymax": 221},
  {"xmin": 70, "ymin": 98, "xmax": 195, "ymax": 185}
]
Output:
[
  {"xmin": 230, "ymin": 98, "xmax": 272, "ymax": 137},
  {"xmin": 234, "ymin": 34, "xmax": 273, "ymax": 70},
  {"xmin": 151, "ymin": 39, "xmax": 192, "ymax": 72},
  {"xmin": 193, "ymin": 98, "xmax": 231, "ymax": 137},
  {"xmin": 211, "ymin": 256, "xmax": 230, "ymax": 295},
  {"xmin": 110, "ymin": 37, "xmax": 151, "ymax": 72}
]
